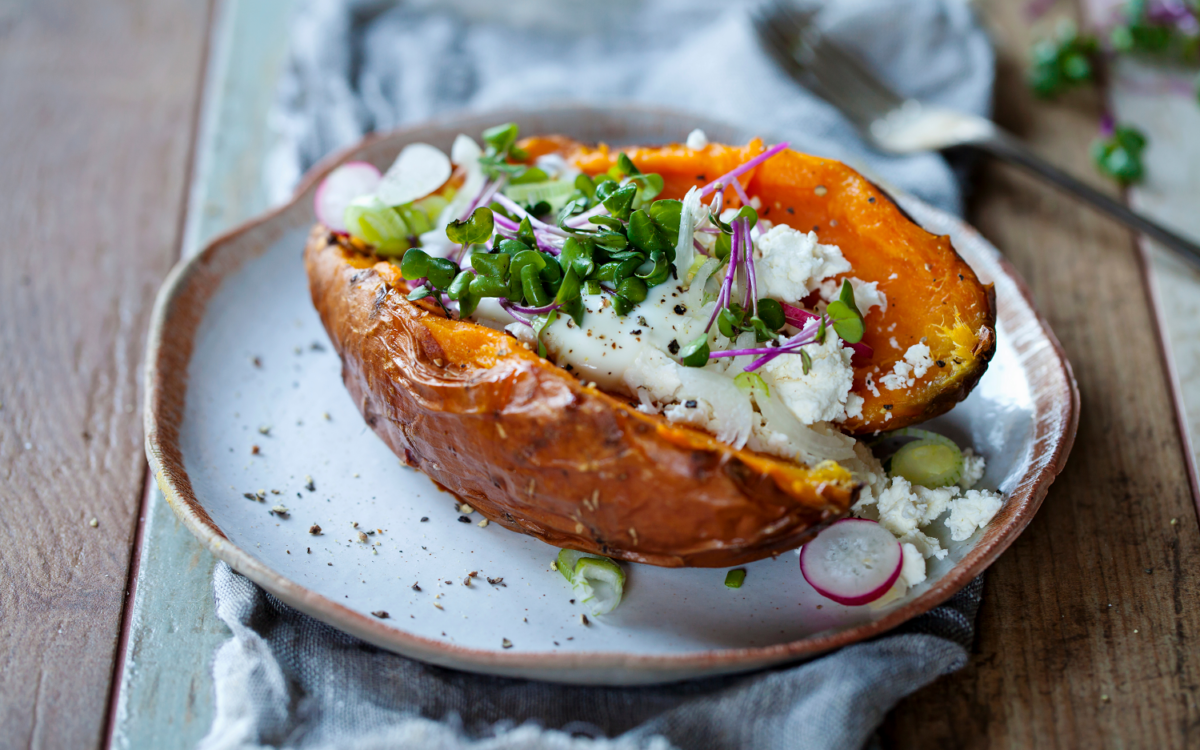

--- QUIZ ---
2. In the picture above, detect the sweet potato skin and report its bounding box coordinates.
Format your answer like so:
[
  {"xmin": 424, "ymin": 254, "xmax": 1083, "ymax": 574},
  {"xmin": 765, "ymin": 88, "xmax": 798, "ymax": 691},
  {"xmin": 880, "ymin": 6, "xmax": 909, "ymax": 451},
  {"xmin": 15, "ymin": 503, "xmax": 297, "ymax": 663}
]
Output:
[{"xmin": 306, "ymin": 228, "xmax": 858, "ymax": 568}]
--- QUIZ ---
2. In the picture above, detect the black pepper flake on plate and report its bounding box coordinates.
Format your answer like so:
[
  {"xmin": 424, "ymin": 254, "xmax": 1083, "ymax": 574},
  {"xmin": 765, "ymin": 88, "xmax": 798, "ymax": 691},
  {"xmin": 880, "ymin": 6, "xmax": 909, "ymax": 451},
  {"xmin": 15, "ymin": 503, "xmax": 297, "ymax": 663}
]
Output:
[
  {"xmin": 502, "ymin": 638, "xmax": 513, "ymax": 649},
  {"xmin": 487, "ymin": 577, "xmax": 506, "ymax": 587},
  {"xmin": 371, "ymin": 611, "xmax": 389, "ymax": 619},
  {"xmin": 457, "ymin": 515, "xmax": 471, "ymax": 523},
  {"xmin": 304, "ymin": 476, "xmax": 316, "ymax": 492},
  {"xmin": 412, "ymin": 582, "xmax": 422, "ymax": 591},
  {"xmin": 667, "ymin": 339, "xmax": 680, "ymax": 355},
  {"xmin": 309, "ymin": 524, "xmax": 322, "ymax": 535},
  {"xmin": 420, "ymin": 517, "xmax": 429, "ymax": 522}
]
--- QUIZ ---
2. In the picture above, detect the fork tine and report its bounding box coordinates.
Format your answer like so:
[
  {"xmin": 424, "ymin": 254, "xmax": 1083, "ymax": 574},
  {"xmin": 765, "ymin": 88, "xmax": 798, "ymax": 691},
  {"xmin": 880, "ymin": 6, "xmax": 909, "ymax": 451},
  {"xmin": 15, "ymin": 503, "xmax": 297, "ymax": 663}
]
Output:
[
  {"xmin": 754, "ymin": 0, "xmax": 907, "ymax": 133},
  {"xmin": 770, "ymin": 1, "xmax": 903, "ymax": 106},
  {"xmin": 753, "ymin": 8, "xmax": 879, "ymax": 129}
]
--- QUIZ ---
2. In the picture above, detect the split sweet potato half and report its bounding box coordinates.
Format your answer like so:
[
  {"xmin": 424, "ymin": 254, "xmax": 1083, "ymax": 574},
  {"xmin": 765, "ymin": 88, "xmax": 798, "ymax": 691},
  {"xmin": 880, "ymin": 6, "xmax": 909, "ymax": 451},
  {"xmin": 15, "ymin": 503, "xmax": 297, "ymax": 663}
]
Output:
[{"xmin": 305, "ymin": 138, "xmax": 995, "ymax": 568}]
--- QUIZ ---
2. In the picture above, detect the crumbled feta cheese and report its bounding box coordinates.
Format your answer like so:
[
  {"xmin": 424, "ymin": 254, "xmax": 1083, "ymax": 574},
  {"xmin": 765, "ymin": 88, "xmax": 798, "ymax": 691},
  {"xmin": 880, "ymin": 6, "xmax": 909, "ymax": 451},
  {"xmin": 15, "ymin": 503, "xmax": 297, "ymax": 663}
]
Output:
[
  {"xmin": 959, "ymin": 448, "xmax": 986, "ymax": 489},
  {"xmin": 945, "ymin": 490, "xmax": 1003, "ymax": 541},
  {"xmin": 850, "ymin": 451, "xmax": 1003, "ymax": 559},
  {"xmin": 685, "ymin": 129, "xmax": 709, "ymax": 150},
  {"xmin": 842, "ymin": 393, "xmax": 864, "ymax": 421},
  {"xmin": 759, "ymin": 322, "xmax": 856, "ymax": 425},
  {"xmin": 879, "ymin": 343, "xmax": 936, "ymax": 390},
  {"xmin": 865, "ymin": 372, "xmax": 881, "ymax": 397},
  {"xmin": 754, "ymin": 225, "xmax": 851, "ymax": 304},
  {"xmin": 818, "ymin": 276, "xmax": 887, "ymax": 315},
  {"xmin": 899, "ymin": 543, "xmax": 927, "ymax": 587}
]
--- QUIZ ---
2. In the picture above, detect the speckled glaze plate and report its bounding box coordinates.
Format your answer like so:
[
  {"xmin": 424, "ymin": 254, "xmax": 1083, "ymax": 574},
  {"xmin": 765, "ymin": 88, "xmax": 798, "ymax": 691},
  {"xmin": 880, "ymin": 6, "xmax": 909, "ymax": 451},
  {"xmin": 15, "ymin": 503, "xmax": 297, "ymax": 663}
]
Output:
[{"xmin": 144, "ymin": 105, "xmax": 1078, "ymax": 685}]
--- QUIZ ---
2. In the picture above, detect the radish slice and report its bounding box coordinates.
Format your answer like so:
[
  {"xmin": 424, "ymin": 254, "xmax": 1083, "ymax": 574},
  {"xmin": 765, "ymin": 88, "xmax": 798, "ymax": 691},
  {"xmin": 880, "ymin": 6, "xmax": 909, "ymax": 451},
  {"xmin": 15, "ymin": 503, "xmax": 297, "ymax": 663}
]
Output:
[
  {"xmin": 800, "ymin": 519, "xmax": 903, "ymax": 606},
  {"xmin": 314, "ymin": 162, "xmax": 381, "ymax": 232},
  {"xmin": 376, "ymin": 143, "xmax": 452, "ymax": 207}
]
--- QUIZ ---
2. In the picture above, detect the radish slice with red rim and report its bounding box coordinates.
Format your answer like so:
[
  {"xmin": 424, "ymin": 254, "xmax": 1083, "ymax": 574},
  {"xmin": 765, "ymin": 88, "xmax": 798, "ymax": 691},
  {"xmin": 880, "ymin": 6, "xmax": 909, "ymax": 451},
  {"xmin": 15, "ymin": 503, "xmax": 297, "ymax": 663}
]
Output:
[
  {"xmin": 314, "ymin": 162, "xmax": 382, "ymax": 232},
  {"xmin": 799, "ymin": 519, "xmax": 902, "ymax": 606}
]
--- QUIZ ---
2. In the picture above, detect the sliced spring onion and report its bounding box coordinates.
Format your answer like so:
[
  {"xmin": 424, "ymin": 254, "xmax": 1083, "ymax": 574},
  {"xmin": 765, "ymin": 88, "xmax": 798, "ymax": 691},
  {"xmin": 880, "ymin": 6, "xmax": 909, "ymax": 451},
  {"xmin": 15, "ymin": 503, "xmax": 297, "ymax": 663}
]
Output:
[
  {"xmin": 724, "ymin": 569, "xmax": 746, "ymax": 588},
  {"xmin": 503, "ymin": 178, "xmax": 579, "ymax": 213},
  {"xmin": 343, "ymin": 195, "xmax": 410, "ymax": 255},
  {"xmin": 572, "ymin": 558, "xmax": 626, "ymax": 616},
  {"xmin": 556, "ymin": 548, "xmax": 593, "ymax": 581},
  {"xmin": 555, "ymin": 549, "xmax": 627, "ymax": 615},
  {"xmin": 889, "ymin": 432, "xmax": 964, "ymax": 488}
]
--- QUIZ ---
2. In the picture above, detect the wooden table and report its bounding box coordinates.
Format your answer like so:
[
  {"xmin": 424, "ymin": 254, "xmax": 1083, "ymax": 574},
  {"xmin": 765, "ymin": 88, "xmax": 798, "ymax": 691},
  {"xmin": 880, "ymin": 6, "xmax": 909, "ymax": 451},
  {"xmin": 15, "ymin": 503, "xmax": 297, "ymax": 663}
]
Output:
[{"xmin": 2, "ymin": 0, "xmax": 1198, "ymax": 747}]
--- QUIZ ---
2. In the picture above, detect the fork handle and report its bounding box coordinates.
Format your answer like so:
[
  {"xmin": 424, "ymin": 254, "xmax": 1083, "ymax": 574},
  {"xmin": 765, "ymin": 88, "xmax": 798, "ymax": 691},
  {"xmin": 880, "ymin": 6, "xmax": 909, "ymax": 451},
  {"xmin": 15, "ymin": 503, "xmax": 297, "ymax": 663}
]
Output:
[{"xmin": 970, "ymin": 131, "xmax": 1200, "ymax": 270}]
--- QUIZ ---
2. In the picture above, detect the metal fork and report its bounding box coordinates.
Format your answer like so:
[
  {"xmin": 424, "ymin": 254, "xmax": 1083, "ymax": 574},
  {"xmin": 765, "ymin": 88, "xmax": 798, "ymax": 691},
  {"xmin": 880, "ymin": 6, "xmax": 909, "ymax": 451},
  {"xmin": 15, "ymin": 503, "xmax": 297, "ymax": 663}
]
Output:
[{"xmin": 753, "ymin": 0, "xmax": 1200, "ymax": 270}]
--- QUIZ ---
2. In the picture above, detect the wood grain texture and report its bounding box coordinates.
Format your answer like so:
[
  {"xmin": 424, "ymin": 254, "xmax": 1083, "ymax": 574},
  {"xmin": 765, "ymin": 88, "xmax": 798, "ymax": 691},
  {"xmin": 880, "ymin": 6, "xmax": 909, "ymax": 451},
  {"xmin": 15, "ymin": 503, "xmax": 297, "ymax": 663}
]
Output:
[
  {"xmin": 881, "ymin": 0, "xmax": 1200, "ymax": 747},
  {"xmin": 0, "ymin": 1, "xmax": 211, "ymax": 748},
  {"xmin": 109, "ymin": 2, "xmax": 298, "ymax": 747}
]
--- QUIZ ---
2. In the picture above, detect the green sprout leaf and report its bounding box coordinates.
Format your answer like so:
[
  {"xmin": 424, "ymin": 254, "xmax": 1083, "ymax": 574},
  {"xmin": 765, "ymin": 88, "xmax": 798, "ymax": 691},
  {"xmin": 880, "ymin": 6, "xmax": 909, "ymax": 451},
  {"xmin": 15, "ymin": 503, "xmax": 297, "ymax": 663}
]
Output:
[
  {"xmin": 757, "ymin": 298, "xmax": 785, "ymax": 331},
  {"xmin": 717, "ymin": 306, "xmax": 744, "ymax": 339},
  {"xmin": 1028, "ymin": 22, "xmax": 1099, "ymax": 98},
  {"xmin": 825, "ymin": 279, "xmax": 865, "ymax": 344},
  {"xmin": 574, "ymin": 173, "xmax": 597, "ymax": 199},
  {"xmin": 800, "ymin": 348, "xmax": 813, "ymax": 375},
  {"xmin": 406, "ymin": 285, "xmax": 434, "ymax": 301},
  {"xmin": 531, "ymin": 310, "xmax": 557, "ymax": 358},
  {"xmin": 399, "ymin": 247, "xmax": 432, "ymax": 280},
  {"xmin": 616, "ymin": 152, "xmax": 640, "ymax": 177},
  {"xmin": 482, "ymin": 122, "xmax": 519, "ymax": 153},
  {"xmin": 446, "ymin": 270, "xmax": 473, "ymax": 300},
  {"xmin": 735, "ymin": 205, "xmax": 758, "ymax": 229},
  {"xmin": 446, "ymin": 206, "xmax": 495, "ymax": 246},
  {"xmin": 601, "ymin": 183, "xmax": 637, "ymax": 221},
  {"xmin": 679, "ymin": 334, "xmax": 711, "ymax": 367},
  {"xmin": 1091, "ymin": 124, "xmax": 1148, "ymax": 185}
]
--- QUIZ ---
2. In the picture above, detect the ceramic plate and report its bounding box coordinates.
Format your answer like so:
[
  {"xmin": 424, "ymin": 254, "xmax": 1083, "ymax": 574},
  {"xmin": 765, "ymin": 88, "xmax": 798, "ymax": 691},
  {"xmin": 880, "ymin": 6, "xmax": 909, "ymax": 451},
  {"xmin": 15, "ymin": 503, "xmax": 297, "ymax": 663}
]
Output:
[{"xmin": 144, "ymin": 105, "xmax": 1078, "ymax": 685}]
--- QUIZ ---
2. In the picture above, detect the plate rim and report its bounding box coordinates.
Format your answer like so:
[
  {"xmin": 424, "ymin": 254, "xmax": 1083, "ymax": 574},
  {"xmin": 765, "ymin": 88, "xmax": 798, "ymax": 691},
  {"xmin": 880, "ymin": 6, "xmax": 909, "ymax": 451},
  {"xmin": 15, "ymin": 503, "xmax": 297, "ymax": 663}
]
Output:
[{"xmin": 143, "ymin": 103, "xmax": 1080, "ymax": 684}]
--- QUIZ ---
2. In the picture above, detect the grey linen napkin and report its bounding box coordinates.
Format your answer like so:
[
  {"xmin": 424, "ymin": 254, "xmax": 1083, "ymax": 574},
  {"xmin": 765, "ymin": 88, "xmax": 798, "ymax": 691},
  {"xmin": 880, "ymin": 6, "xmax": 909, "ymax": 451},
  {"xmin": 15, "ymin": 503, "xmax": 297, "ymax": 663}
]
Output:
[{"xmin": 202, "ymin": 1, "xmax": 995, "ymax": 748}]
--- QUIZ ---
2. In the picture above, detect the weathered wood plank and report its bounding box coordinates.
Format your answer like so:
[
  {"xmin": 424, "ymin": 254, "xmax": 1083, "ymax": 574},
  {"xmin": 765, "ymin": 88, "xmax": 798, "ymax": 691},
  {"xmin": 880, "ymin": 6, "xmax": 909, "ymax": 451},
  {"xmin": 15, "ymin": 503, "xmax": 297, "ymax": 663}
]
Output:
[
  {"xmin": 0, "ymin": 1, "xmax": 212, "ymax": 748},
  {"xmin": 108, "ymin": 1, "xmax": 299, "ymax": 748},
  {"xmin": 882, "ymin": 1, "xmax": 1200, "ymax": 746},
  {"xmin": 1108, "ymin": 57, "xmax": 1200, "ymax": 505}
]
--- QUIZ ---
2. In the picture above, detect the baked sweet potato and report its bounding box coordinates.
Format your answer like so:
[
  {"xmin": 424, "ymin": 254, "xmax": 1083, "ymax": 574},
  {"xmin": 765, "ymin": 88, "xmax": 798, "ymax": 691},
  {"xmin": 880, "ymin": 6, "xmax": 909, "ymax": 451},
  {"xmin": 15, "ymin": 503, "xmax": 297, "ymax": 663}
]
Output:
[
  {"xmin": 554, "ymin": 139, "xmax": 997, "ymax": 434},
  {"xmin": 306, "ymin": 138, "xmax": 995, "ymax": 567},
  {"xmin": 307, "ymin": 229, "xmax": 858, "ymax": 567}
]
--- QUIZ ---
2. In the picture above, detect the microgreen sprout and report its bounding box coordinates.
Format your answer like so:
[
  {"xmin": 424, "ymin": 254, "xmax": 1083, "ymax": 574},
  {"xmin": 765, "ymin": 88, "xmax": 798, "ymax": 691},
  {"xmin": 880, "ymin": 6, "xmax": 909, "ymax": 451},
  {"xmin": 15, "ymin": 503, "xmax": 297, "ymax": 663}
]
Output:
[
  {"xmin": 1090, "ymin": 119, "xmax": 1148, "ymax": 184},
  {"xmin": 1029, "ymin": 21, "xmax": 1099, "ymax": 98}
]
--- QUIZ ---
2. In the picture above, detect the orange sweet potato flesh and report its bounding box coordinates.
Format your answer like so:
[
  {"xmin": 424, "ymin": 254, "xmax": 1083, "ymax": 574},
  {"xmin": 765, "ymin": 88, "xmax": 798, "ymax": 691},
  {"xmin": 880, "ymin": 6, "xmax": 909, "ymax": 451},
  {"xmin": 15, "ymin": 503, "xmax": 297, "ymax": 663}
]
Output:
[
  {"xmin": 542, "ymin": 137, "xmax": 997, "ymax": 434},
  {"xmin": 307, "ymin": 228, "xmax": 858, "ymax": 568}
]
